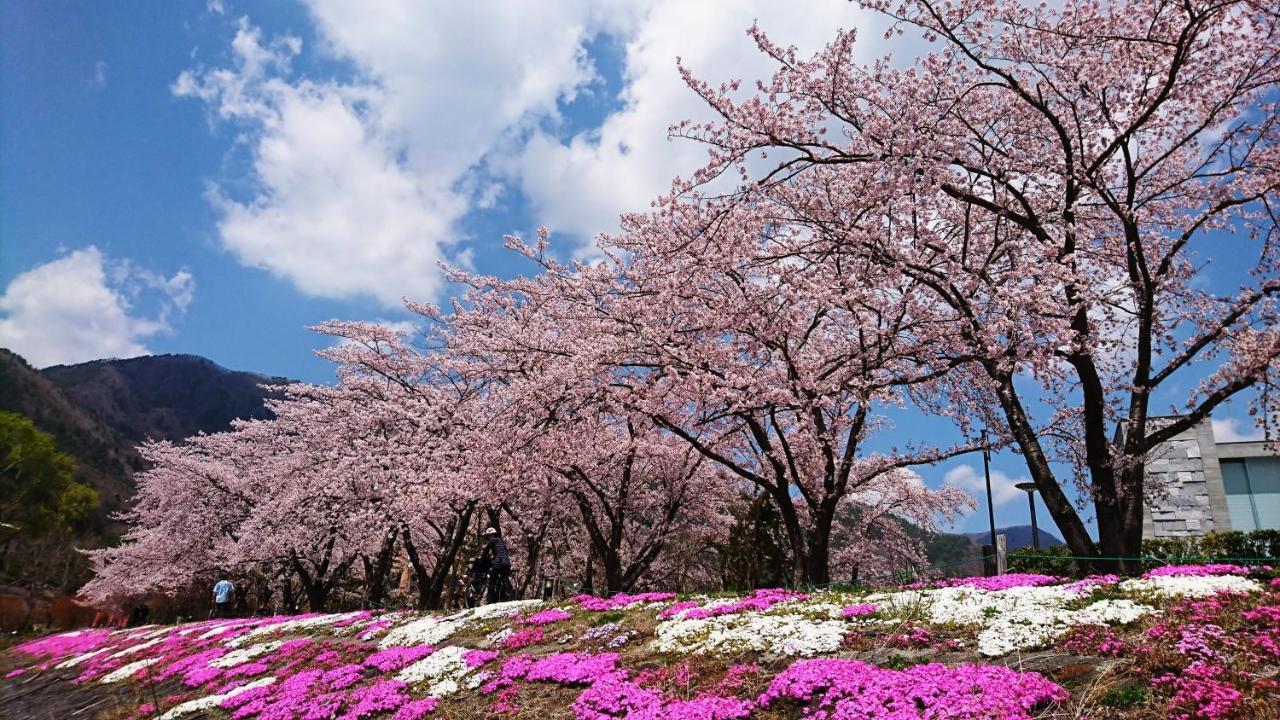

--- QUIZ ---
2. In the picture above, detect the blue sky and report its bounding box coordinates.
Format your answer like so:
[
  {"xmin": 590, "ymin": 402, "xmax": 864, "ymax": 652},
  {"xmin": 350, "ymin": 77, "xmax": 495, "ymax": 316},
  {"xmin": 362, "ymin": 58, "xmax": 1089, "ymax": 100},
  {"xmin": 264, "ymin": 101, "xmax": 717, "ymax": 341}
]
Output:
[{"xmin": 0, "ymin": 1, "xmax": 1267, "ymax": 536}]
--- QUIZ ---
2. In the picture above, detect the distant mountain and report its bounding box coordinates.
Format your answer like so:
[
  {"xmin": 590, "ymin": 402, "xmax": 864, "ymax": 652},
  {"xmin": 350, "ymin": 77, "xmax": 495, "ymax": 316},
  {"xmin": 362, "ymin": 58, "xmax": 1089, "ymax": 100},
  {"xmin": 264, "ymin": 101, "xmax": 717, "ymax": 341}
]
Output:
[
  {"xmin": 43, "ymin": 353, "xmax": 290, "ymax": 446},
  {"xmin": 1, "ymin": 350, "xmax": 291, "ymax": 514},
  {"xmin": 0, "ymin": 349, "xmax": 293, "ymax": 596},
  {"xmin": 0, "ymin": 349, "xmax": 137, "ymax": 514},
  {"xmin": 964, "ymin": 525, "xmax": 1063, "ymax": 551}
]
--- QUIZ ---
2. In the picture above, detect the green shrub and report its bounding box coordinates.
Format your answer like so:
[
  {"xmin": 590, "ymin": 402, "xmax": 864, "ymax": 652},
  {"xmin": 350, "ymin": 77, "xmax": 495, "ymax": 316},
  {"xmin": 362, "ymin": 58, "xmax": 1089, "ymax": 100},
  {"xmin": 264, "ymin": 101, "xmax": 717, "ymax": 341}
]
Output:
[
  {"xmin": 1007, "ymin": 545, "xmax": 1078, "ymax": 575},
  {"xmin": 590, "ymin": 611, "xmax": 625, "ymax": 626},
  {"xmin": 1142, "ymin": 530, "xmax": 1280, "ymax": 563},
  {"xmin": 1099, "ymin": 685, "xmax": 1148, "ymax": 708}
]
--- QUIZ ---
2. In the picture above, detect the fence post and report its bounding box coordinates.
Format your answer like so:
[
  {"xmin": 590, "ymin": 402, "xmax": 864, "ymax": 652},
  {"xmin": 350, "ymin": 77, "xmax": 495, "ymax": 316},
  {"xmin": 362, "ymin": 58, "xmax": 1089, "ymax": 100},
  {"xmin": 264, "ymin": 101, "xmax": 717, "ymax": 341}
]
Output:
[{"xmin": 996, "ymin": 534, "xmax": 1007, "ymax": 576}]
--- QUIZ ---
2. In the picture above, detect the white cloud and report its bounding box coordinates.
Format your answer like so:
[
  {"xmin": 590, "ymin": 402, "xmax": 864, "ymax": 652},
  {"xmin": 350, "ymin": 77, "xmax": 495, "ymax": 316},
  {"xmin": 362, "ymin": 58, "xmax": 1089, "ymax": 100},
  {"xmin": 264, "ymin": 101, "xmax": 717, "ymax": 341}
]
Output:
[
  {"xmin": 0, "ymin": 248, "xmax": 195, "ymax": 368},
  {"xmin": 1212, "ymin": 417, "xmax": 1264, "ymax": 443},
  {"xmin": 943, "ymin": 464, "xmax": 1028, "ymax": 507},
  {"xmin": 177, "ymin": 20, "xmax": 461, "ymax": 307},
  {"xmin": 181, "ymin": 2, "xmax": 905, "ymax": 303},
  {"xmin": 93, "ymin": 60, "xmax": 108, "ymax": 88},
  {"xmin": 516, "ymin": 0, "xmax": 879, "ymax": 243}
]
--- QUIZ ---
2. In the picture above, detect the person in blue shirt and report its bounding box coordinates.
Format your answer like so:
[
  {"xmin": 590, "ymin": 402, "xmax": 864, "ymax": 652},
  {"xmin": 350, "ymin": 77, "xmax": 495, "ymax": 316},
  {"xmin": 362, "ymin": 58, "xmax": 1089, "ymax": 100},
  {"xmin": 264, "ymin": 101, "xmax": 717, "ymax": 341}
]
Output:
[{"xmin": 212, "ymin": 576, "xmax": 235, "ymax": 618}]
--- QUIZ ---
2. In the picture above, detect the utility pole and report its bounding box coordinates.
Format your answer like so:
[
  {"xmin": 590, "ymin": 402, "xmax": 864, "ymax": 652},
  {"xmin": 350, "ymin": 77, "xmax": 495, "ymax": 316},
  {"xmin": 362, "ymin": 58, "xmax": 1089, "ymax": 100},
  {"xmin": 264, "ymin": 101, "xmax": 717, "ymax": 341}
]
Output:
[{"xmin": 982, "ymin": 430, "xmax": 997, "ymax": 550}]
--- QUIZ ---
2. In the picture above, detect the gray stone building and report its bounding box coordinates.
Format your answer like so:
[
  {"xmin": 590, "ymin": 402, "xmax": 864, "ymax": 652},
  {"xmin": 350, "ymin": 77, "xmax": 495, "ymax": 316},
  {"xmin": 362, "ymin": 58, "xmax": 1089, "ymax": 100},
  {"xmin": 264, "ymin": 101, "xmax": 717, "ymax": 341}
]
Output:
[{"xmin": 1142, "ymin": 416, "xmax": 1280, "ymax": 538}]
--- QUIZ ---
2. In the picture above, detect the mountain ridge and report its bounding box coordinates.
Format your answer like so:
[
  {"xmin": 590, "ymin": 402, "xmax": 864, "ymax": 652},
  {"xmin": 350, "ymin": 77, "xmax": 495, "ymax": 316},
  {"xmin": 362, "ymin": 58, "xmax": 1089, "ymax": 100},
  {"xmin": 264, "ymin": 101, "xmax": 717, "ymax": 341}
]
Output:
[{"xmin": 0, "ymin": 348, "xmax": 293, "ymax": 597}]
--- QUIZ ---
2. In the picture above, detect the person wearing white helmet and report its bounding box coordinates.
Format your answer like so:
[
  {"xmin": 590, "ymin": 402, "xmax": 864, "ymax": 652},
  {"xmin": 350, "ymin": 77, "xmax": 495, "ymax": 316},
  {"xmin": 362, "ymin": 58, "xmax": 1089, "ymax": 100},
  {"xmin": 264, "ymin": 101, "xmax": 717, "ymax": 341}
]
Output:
[{"xmin": 479, "ymin": 526, "xmax": 512, "ymax": 603}]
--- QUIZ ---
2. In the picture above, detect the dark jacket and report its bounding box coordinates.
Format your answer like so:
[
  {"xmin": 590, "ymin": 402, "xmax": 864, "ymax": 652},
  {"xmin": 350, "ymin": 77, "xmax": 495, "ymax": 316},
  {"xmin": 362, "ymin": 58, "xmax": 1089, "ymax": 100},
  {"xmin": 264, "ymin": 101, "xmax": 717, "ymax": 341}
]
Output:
[{"xmin": 480, "ymin": 535, "xmax": 511, "ymax": 570}]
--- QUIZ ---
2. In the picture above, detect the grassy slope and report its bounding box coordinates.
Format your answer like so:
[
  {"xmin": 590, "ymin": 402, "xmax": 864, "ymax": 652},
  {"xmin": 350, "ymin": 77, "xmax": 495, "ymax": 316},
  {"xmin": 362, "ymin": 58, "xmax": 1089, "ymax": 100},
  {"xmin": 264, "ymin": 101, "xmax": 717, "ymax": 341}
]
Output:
[{"xmin": 1, "ymin": 571, "xmax": 1277, "ymax": 720}]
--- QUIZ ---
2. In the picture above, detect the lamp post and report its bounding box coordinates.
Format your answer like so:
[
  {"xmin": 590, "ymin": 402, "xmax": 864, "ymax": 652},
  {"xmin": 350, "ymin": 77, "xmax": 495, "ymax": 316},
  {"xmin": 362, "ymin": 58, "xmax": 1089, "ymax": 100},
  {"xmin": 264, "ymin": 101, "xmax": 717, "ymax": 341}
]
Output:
[
  {"xmin": 1014, "ymin": 481, "xmax": 1040, "ymax": 549},
  {"xmin": 981, "ymin": 430, "xmax": 997, "ymax": 550}
]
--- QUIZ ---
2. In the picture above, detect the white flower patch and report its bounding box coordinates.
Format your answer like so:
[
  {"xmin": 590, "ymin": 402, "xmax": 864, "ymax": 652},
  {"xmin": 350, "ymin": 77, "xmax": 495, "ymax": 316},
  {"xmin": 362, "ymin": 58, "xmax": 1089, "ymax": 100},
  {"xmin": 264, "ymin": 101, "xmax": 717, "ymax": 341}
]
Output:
[
  {"xmin": 99, "ymin": 657, "xmax": 161, "ymax": 683},
  {"xmin": 197, "ymin": 621, "xmax": 247, "ymax": 641},
  {"xmin": 379, "ymin": 616, "xmax": 465, "ymax": 649},
  {"xmin": 1119, "ymin": 574, "xmax": 1261, "ymax": 598},
  {"xmin": 865, "ymin": 583, "xmax": 1156, "ymax": 657},
  {"xmin": 652, "ymin": 612, "xmax": 847, "ymax": 657},
  {"xmin": 465, "ymin": 599, "xmax": 543, "ymax": 620},
  {"xmin": 380, "ymin": 600, "xmax": 543, "ymax": 649},
  {"xmin": 158, "ymin": 676, "xmax": 276, "ymax": 719},
  {"xmin": 395, "ymin": 645, "xmax": 476, "ymax": 696},
  {"xmin": 975, "ymin": 598, "xmax": 1156, "ymax": 657},
  {"xmin": 136, "ymin": 625, "xmax": 179, "ymax": 640},
  {"xmin": 56, "ymin": 648, "xmax": 110, "ymax": 669},
  {"xmin": 1072, "ymin": 599, "xmax": 1153, "ymax": 626},
  {"xmin": 485, "ymin": 627, "xmax": 513, "ymax": 647},
  {"xmin": 210, "ymin": 640, "xmax": 285, "ymax": 668},
  {"xmin": 235, "ymin": 612, "xmax": 356, "ymax": 644},
  {"xmin": 109, "ymin": 636, "xmax": 165, "ymax": 659}
]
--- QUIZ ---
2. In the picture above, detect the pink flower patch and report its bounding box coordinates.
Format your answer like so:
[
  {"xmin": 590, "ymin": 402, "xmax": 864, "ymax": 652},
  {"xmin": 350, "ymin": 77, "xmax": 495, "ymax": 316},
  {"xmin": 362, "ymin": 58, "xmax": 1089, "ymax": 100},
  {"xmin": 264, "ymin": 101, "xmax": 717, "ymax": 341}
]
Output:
[
  {"xmin": 502, "ymin": 627, "xmax": 545, "ymax": 650},
  {"xmin": 464, "ymin": 649, "xmax": 499, "ymax": 668},
  {"xmin": 1144, "ymin": 564, "xmax": 1251, "ymax": 578},
  {"xmin": 841, "ymin": 603, "xmax": 878, "ymax": 619},
  {"xmin": 392, "ymin": 697, "xmax": 439, "ymax": 720},
  {"xmin": 363, "ymin": 645, "xmax": 434, "ymax": 673},
  {"xmin": 935, "ymin": 573, "xmax": 1062, "ymax": 592},
  {"xmin": 759, "ymin": 659, "xmax": 1067, "ymax": 719},
  {"xmin": 523, "ymin": 608, "xmax": 573, "ymax": 626},
  {"xmin": 574, "ymin": 592, "xmax": 678, "ymax": 611}
]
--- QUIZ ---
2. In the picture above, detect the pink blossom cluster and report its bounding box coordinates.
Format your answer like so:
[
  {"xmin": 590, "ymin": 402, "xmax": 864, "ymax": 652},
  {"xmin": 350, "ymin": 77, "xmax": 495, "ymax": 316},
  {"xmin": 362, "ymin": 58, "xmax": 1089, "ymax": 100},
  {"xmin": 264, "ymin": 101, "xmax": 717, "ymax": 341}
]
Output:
[
  {"xmin": 1143, "ymin": 564, "xmax": 1251, "ymax": 578},
  {"xmin": 501, "ymin": 627, "xmax": 545, "ymax": 650},
  {"xmin": 1153, "ymin": 661, "xmax": 1247, "ymax": 720},
  {"xmin": 1057, "ymin": 626, "xmax": 1130, "ymax": 657},
  {"xmin": 463, "ymin": 649, "xmax": 499, "ymax": 668},
  {"xmin": 13, "ymin": 629, "xmax": 113, "ymax": 660},
  {"xmin": 840, "ymin": 603, "xmax": 878, "ymax": 619},
  {"xmin": 487, "ymin": 652, "xmax": 753, "ymax": 720},
  {"xmin": 573, "ymin": 592, "xmax": 678, "ymax": 611},
  {"xmin": 658, "ymin": 589, "xmax": 806, "ymax": 620},
  {"xmin": 758, "ymin": 658, "xmax": 1068, "ymax": 719},
  {"xmin": 575, "ymin": 672, "xmax": 753, "ymax": 720},
  {"xmin": 362, "ymin": 645, "xmax": 435, "ymax": 673},
  {"xmin": 524, "ymin": 652, "xmax": 621, "ymax": 684},
  {"xmin": 522, "ymin": 608, "xmax": 573, "ymax": 626},
  {"xmin": 934, "ymin": 573, "xmax": 1062, "ymax": 591}
]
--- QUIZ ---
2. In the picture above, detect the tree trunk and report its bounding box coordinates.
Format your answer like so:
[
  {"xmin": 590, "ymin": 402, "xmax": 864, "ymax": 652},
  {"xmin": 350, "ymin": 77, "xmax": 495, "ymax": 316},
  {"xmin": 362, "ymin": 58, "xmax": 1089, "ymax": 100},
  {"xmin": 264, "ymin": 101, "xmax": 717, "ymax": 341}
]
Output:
[
  {"xmin": 361, "ymin": 528, "xmax": 398, "ymax": 608},
  {"xmin": 990, "ymin": 369, "xmax": 1099, "ymax": 569},
  {"xmin": 281, "ymin": 573, "xmax": 297, "ymax": 613},
  {"xmin": 401, "ymin": 504, "xmax": 474, "ymax": 610},
  {"xmin": 767, "ymin": 485, "xmax": 813, "ymax": 584}
]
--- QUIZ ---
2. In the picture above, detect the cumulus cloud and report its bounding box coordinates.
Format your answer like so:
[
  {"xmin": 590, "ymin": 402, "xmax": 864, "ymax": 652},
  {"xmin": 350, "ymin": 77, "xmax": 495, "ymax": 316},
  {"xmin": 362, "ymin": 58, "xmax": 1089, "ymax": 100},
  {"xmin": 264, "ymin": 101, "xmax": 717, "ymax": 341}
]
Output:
[
  {"xmin": 942, "ymin": 464, "xmax": 1028, "ymax": 507},
  {"xmin": 517, "ymin": 0, "xmax": 873, "ymax": 242},
  {"xmin": 0, "ymin": 247, "xmax": 195, "ymax": 368},
  {"xmin": 1212, "ymin": 417, "xmax": 1264, "ymax": 443},
  {"xmin": 181, "ymin": 2, "xmax": 905, "ymax": 303}
]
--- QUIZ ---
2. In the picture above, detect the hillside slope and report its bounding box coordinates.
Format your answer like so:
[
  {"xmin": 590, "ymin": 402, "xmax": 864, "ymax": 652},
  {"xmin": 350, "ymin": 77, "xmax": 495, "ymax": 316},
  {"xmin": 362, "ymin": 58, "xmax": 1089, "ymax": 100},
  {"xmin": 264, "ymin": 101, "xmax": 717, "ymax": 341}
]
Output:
[
  {"xmin": 0, "ymin": 349, "xmax": 137, "ymax": 512},
  {"xmin": 2, "ymin": 565, "xmax": 1276, "ymax": 719}
]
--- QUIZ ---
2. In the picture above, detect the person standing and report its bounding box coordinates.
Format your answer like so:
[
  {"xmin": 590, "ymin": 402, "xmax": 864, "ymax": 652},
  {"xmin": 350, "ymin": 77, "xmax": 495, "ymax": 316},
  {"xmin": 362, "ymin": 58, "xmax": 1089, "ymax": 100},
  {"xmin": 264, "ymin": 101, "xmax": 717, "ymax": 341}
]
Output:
[
  {"xmin": 479, "ymin": 527, "xmax": 511, "ymax": 604},
  {"xmin": 212, "ymin": 576, "xmax": 235, "ymax": 618}
]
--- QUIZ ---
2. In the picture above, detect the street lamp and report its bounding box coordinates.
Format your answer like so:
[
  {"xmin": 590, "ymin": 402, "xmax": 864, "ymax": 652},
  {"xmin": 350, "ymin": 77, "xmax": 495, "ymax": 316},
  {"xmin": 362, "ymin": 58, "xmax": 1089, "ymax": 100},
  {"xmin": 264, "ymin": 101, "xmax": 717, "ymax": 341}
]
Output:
[{"xmin": 1014, "ymin": 481, "xmax": 1040, "ymax": 549}]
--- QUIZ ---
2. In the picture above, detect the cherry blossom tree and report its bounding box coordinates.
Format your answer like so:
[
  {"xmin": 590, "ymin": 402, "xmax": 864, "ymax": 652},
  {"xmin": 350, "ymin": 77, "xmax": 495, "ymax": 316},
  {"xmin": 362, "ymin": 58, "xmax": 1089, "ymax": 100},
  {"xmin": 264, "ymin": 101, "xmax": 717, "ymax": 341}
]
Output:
[
  {"xmin": 668, "ymin": 0, "xmax": 1280, "ymax": 571},
  {"xmin": 442, "ymin": 226, "xmax": 975, "ymax": 586}
]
